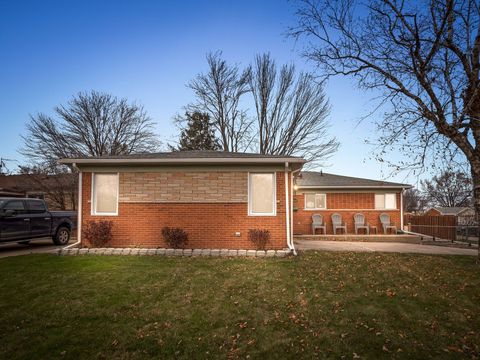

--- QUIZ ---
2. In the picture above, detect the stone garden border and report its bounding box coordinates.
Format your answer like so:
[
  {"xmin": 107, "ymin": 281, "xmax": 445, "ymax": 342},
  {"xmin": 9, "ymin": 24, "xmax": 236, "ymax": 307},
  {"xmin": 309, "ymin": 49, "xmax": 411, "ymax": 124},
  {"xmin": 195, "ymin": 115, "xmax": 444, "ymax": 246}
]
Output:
[{"xmin": 56, "ymin": 247, "xmax": 291, "ymax": 258}]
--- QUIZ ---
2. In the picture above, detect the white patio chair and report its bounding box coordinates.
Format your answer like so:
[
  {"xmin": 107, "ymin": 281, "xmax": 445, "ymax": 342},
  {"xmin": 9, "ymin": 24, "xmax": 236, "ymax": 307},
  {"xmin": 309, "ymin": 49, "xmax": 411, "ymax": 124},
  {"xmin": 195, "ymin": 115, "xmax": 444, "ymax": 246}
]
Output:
[
  {"xmin": 312, "ymin": 214, "xmax": 326, "ymax": 235},
  {"xmin": 380, "ymin": 213, "xmax": 397, "ymax": 234},
  {"xmin": 331, "ymin": 213, "xmax": 347, "ymax": 235},
  {"xmin": 354, "ymin": 213, "xmax": 369, "ymax": 235}
]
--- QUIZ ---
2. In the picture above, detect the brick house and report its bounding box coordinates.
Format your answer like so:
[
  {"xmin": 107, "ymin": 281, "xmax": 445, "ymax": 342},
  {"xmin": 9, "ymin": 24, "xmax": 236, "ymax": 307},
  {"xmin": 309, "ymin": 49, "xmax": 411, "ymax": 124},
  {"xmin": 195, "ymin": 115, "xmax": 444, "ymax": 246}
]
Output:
[
  {"xmin": 60, "ymin": 151, "xmax": 305, "ymax": 250},
  {"xmin": 0, "ymin": 173, "xmax": 76, "ymax": 210},
  {"xmin": 424, "ymin": 207, "xmax": 476, "ymax": 225},
  {"xmin": 59, "ymin": 151, "xmax": 411, "ymax": 249},
  {"xmin": 293, "ymin": 172, "xmax": 411, "ymax": 235}
]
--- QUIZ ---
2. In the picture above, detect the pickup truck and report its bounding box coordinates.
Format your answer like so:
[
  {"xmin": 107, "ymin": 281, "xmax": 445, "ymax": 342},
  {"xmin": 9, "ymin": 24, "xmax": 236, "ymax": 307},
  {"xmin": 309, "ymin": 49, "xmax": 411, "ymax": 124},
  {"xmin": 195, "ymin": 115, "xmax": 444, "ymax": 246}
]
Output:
[{"xmin": 0, "ymin": 198, "xmax": 77, "ymax": 245}]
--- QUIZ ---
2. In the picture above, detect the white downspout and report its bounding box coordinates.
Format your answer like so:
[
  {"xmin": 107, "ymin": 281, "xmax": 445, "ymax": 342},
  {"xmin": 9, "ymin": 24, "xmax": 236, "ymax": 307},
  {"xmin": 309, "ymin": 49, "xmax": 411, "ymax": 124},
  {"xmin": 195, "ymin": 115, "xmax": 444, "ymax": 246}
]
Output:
[
  {"xmin": 64, "ymin": 166, "xmax": 82, "ymax": 249},
  {"xmin": 291, "ymin": 167, "xmax": 301, "ymax": 251},
  {"xmin": 400, "ymin": 188, "xmax": 404, "ymax": 231},
  {"xmin": 285, "ymin": 162, "xmax": 297, "ymax": 255}
]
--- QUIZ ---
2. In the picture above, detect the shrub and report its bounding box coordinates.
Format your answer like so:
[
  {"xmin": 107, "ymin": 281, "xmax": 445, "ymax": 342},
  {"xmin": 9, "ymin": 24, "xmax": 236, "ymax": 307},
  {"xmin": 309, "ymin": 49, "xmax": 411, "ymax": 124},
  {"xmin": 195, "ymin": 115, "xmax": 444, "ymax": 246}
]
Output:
[
  {"xmin": 161, "ymin": 227, "xmax": 189, "ymax": 249},
  {"xmin": 83, "ymin": 220, "xmax": 113, "ymax": 247},
  {"xmin": 248, "ymin": 229, "xmax": 271, "ymax": 250}
]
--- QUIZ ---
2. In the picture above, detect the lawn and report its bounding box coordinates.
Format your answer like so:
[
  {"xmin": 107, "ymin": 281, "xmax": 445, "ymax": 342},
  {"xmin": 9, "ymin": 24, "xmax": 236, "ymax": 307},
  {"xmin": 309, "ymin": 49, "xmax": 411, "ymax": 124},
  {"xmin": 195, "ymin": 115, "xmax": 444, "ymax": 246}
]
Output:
[{"xmin": 0, "ymin": 252, "xmax": 479, "ymax": 359}]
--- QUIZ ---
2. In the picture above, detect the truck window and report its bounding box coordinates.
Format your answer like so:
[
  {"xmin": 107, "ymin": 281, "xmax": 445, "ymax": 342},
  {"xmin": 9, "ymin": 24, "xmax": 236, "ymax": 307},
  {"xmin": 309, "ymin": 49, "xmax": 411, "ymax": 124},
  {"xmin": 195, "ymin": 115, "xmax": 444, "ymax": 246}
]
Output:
[
  {"xmin": 27, "ymin": 200, "xmax": 47, "ymax": 213},
  {"xmin": 4, "ymin": 200, "xmax": 26, "ymax": 214}
]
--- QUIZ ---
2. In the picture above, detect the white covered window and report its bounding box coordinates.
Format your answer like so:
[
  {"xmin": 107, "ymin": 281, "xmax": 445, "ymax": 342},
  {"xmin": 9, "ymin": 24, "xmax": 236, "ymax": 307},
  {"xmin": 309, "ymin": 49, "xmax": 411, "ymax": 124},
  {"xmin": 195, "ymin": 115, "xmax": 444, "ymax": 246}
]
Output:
[
  {"xmin": 304, "ymin": 193, "xmax": 326, "ymax": 210},
  {"xmin": 248, "ymin": 173, "xmax": 276, "ymax": 216},
  {"xmin": 92, "ymin": 173, "xmax": 119, "ymax": 215},
  {"xmin": 375, "ymin": 193, "xmax": 397, "ymax": 210}
]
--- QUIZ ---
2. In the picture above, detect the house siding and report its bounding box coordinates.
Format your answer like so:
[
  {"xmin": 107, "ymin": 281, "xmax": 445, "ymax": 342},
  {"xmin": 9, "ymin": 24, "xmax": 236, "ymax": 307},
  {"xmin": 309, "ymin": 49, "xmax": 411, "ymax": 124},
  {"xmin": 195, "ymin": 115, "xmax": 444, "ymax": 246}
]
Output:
[
  {"xmin": 293, "ymin": 191, "xmax": 402, "ymax": 234},
  {"xmin": 81, "ymin": 171, "xmax": 289, "ymax": 249},
  {"xmin": 119, "ymin": 172, "xmax": 247, "ymax": 203}
]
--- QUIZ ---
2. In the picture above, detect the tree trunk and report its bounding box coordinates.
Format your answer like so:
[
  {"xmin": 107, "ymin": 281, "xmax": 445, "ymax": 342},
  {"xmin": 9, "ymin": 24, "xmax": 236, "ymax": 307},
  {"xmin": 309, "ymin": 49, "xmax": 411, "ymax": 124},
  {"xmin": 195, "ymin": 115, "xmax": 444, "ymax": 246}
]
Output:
[{"xmin": 471, "ymin": 166, "xmax": 480, "ymax": 261}]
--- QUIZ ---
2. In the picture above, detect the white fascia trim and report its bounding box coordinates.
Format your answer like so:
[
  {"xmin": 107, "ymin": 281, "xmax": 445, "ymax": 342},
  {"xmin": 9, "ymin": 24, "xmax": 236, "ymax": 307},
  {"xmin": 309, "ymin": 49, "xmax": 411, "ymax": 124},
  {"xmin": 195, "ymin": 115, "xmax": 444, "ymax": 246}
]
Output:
[
  {"xmin": 59, "ymin": 157, "xmax": 306, "ymax": 165},
  {"xmin": 297, "ymin": 185, "xmax": 411, "ymax": 189}
]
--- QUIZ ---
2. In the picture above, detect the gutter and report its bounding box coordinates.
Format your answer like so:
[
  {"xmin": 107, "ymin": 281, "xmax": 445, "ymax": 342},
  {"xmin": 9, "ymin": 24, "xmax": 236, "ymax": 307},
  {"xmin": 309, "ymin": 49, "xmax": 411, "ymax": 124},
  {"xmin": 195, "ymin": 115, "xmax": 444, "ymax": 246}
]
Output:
[
  {"xmin": 63, "ymin": 164, "xmax": 82, "ymax": 250},
  {"xmin": 296, "ymin": 185, "xmax": 412, "ymax": 189},
  {"xmin": 59, "ymin": 157, "xmax": 306, "ymax": 166}
]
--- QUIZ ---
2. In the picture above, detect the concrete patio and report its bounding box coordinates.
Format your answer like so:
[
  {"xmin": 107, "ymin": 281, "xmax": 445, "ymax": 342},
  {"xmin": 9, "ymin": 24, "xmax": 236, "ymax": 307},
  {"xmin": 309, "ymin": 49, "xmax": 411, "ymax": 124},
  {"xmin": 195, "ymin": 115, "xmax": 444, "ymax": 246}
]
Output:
[
  {"xmin": 294, "ymin": 234, "xmax": 422, "ymax": 243},
  {"xmin": 294, "ymin": 239, "xmax": 478, "ymax": 256}
]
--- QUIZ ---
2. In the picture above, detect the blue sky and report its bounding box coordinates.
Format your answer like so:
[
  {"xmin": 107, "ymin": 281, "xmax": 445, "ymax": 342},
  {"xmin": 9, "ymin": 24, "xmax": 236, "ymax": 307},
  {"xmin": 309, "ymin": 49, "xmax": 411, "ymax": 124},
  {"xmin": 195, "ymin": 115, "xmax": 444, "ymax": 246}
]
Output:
[{"xmin": 0, "ymin": 0, "xmax": 416, "ymax": 184}]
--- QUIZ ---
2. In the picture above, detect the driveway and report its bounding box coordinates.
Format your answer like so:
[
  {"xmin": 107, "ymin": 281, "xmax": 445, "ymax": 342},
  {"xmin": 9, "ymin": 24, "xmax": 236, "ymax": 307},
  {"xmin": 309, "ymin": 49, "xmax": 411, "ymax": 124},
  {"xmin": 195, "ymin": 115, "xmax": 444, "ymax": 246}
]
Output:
[
  {"xmin": 295, "ymin": 239, "xmax": 478, "ymax": 256},
  {"xmin": 0, "ymin": 239, "xmax": 63, "ymax": 258}
]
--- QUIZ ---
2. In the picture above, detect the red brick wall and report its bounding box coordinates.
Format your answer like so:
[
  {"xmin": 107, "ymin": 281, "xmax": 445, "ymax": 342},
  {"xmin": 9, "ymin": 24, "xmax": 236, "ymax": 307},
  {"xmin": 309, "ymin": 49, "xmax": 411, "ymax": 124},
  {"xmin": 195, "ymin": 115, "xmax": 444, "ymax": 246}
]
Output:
[
  {"xmin": 424, "ymin": 208, "xmax": 441, "ymax": 216},
  {"xmin": 80, "ymin": 171, "xmax": 290, "ymax": 249},
  {"xmin": 293, "ymin": 192, "xmax": 402, "ymax": 234}
]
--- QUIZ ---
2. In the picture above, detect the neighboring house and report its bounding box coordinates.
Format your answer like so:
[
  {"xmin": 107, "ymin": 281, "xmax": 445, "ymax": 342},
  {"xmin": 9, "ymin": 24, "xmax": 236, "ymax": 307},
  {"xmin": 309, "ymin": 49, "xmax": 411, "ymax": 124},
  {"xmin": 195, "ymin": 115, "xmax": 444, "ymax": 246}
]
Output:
[
  {"xmin": 59, "ymin": 151, "xmax": 412, "ymax": 249},
  {"xmin": 0, "ymin": 174, "xmax": 76, "ymax": 210},
  {"xmin": 293, "ymin": 172, "xmax": 411, "ymax": 234},
  {"xmin": 424, "ymin": 207, "xmax": 476, "ymax": 225},
  {"xmin": 0, "ymin": 174, "xmax": 45, "ymax": 198},
  {"xmin": 424, "ymin": 207, "xmax": 474, "ymax": 216},
  {"xmin": 0, "ymin": 187, "xmax": 24, "ymax": 197},
  {"xmin": 60, "ymin": 151, "xmax": 305, "ymax": 250}
]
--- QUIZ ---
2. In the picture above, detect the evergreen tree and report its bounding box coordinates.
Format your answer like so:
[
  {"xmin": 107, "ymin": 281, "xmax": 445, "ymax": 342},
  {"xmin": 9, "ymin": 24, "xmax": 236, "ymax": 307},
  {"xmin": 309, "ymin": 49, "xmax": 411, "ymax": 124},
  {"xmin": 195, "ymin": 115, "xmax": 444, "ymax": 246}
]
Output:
[{"xmin": 175, "ymin": 112, "xmax": 220, "ymax": 151}]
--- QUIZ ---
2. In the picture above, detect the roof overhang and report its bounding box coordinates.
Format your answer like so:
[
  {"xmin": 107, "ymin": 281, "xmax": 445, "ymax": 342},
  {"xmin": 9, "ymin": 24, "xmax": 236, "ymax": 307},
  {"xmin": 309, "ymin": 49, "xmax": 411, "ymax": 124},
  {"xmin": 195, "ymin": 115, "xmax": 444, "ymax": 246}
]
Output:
[
  {"xmin": 0, "ymin": 188, "xmax": 25, "ymax": 197},
  {"xmin": 296, "ymin": 185, "xmax": 412, "ymax": 190},
  {"xmin": 59, "ymin": 157, "xmax": 306, "ymax": 170}
]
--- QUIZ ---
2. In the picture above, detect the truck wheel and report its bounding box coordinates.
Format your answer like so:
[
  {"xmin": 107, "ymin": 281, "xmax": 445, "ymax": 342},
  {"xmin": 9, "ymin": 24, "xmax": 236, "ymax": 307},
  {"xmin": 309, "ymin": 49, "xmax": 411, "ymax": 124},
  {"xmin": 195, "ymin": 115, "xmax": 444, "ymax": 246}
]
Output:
[{"xmin": 53, "ymin": 226, "xmax": 71, "ymax": 245}]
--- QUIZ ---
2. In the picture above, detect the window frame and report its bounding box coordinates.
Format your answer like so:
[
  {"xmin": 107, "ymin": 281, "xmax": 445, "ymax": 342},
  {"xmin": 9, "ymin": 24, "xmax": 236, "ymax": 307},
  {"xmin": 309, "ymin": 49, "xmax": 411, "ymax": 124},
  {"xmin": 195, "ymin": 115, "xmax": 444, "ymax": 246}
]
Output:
[
  {"xmin": 247, "ymin": 172, "xmax": 277, "ymax": 216},
  {"xmin": 91, "ymin": 172, "xmax": 120, "ymax": 216},
  {"xmin": 304, "ymin": 193, "xmax": 327, "ymax": 210},
  {"xmin": 374, "ymin": 193, "xmax": 397, "ymax": 210}
]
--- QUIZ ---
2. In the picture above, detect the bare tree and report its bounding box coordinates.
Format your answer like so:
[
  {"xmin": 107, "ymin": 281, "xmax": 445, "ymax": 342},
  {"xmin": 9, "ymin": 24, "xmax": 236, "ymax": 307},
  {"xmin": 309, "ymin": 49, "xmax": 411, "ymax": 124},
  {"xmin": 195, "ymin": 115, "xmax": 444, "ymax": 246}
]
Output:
[
  {"xmin": 188, "ymin": 52, "xmax": 253, "ymax": 152},
  {"xmin": 249, "ymin": 53, "xmax": 338, "ymax": 164},
  {"xmin": 21, "ymin": 91, "xmax": 160, "ymax": 164},
  {"xmin": 421, "ymin": 170, "xmax": 473, "ymax": 208},
  {"xmin": 18, "ymin": 162, "xmax": 77, "ymax": 210},
  {"xmin": 186, "ymin": 52, "xmax": 339, "ymax": 164},
  {"xmin": 292, "ymin": 0, "xmax": 480, "ymax": 258},
  {"xmin": 403, "ymin": 188, "xmax": 428, "ymax": 213}
]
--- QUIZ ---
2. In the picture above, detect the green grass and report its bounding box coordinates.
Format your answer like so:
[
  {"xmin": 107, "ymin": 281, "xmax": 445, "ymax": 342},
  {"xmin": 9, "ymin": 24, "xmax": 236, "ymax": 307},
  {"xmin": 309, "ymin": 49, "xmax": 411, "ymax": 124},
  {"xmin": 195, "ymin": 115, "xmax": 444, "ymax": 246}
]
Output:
[{"xmin": 0, "ymin": 252, "xmax": 479, "ymax": 359}]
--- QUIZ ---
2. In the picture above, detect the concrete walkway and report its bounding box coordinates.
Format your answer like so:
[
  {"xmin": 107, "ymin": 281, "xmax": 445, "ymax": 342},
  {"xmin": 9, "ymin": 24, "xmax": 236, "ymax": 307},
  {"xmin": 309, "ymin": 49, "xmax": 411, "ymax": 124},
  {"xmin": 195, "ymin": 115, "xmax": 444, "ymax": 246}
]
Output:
[{"xmin": 295, "ymin": 239, "xmax": 478, "ymax": 256}]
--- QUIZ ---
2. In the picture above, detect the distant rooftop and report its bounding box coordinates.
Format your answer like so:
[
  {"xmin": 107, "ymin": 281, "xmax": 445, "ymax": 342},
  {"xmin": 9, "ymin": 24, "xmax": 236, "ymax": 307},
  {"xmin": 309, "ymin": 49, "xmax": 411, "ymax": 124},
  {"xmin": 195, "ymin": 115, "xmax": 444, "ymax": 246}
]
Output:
[
  {"xmin": 296, "ymin": 171, "xmax": 411, "ymax": 189},
  {"xmin": 431, "ymin": 207, "xmax": 473, "ymax": 216}
]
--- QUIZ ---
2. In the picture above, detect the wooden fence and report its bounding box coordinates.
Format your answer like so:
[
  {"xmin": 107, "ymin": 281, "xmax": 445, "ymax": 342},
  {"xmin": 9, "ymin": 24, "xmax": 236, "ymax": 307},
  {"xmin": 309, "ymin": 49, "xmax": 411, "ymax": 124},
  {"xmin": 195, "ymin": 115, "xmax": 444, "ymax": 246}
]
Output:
[{"xmin": 404, "ymin": 214, "xmax": 457, "ymax": 241}]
